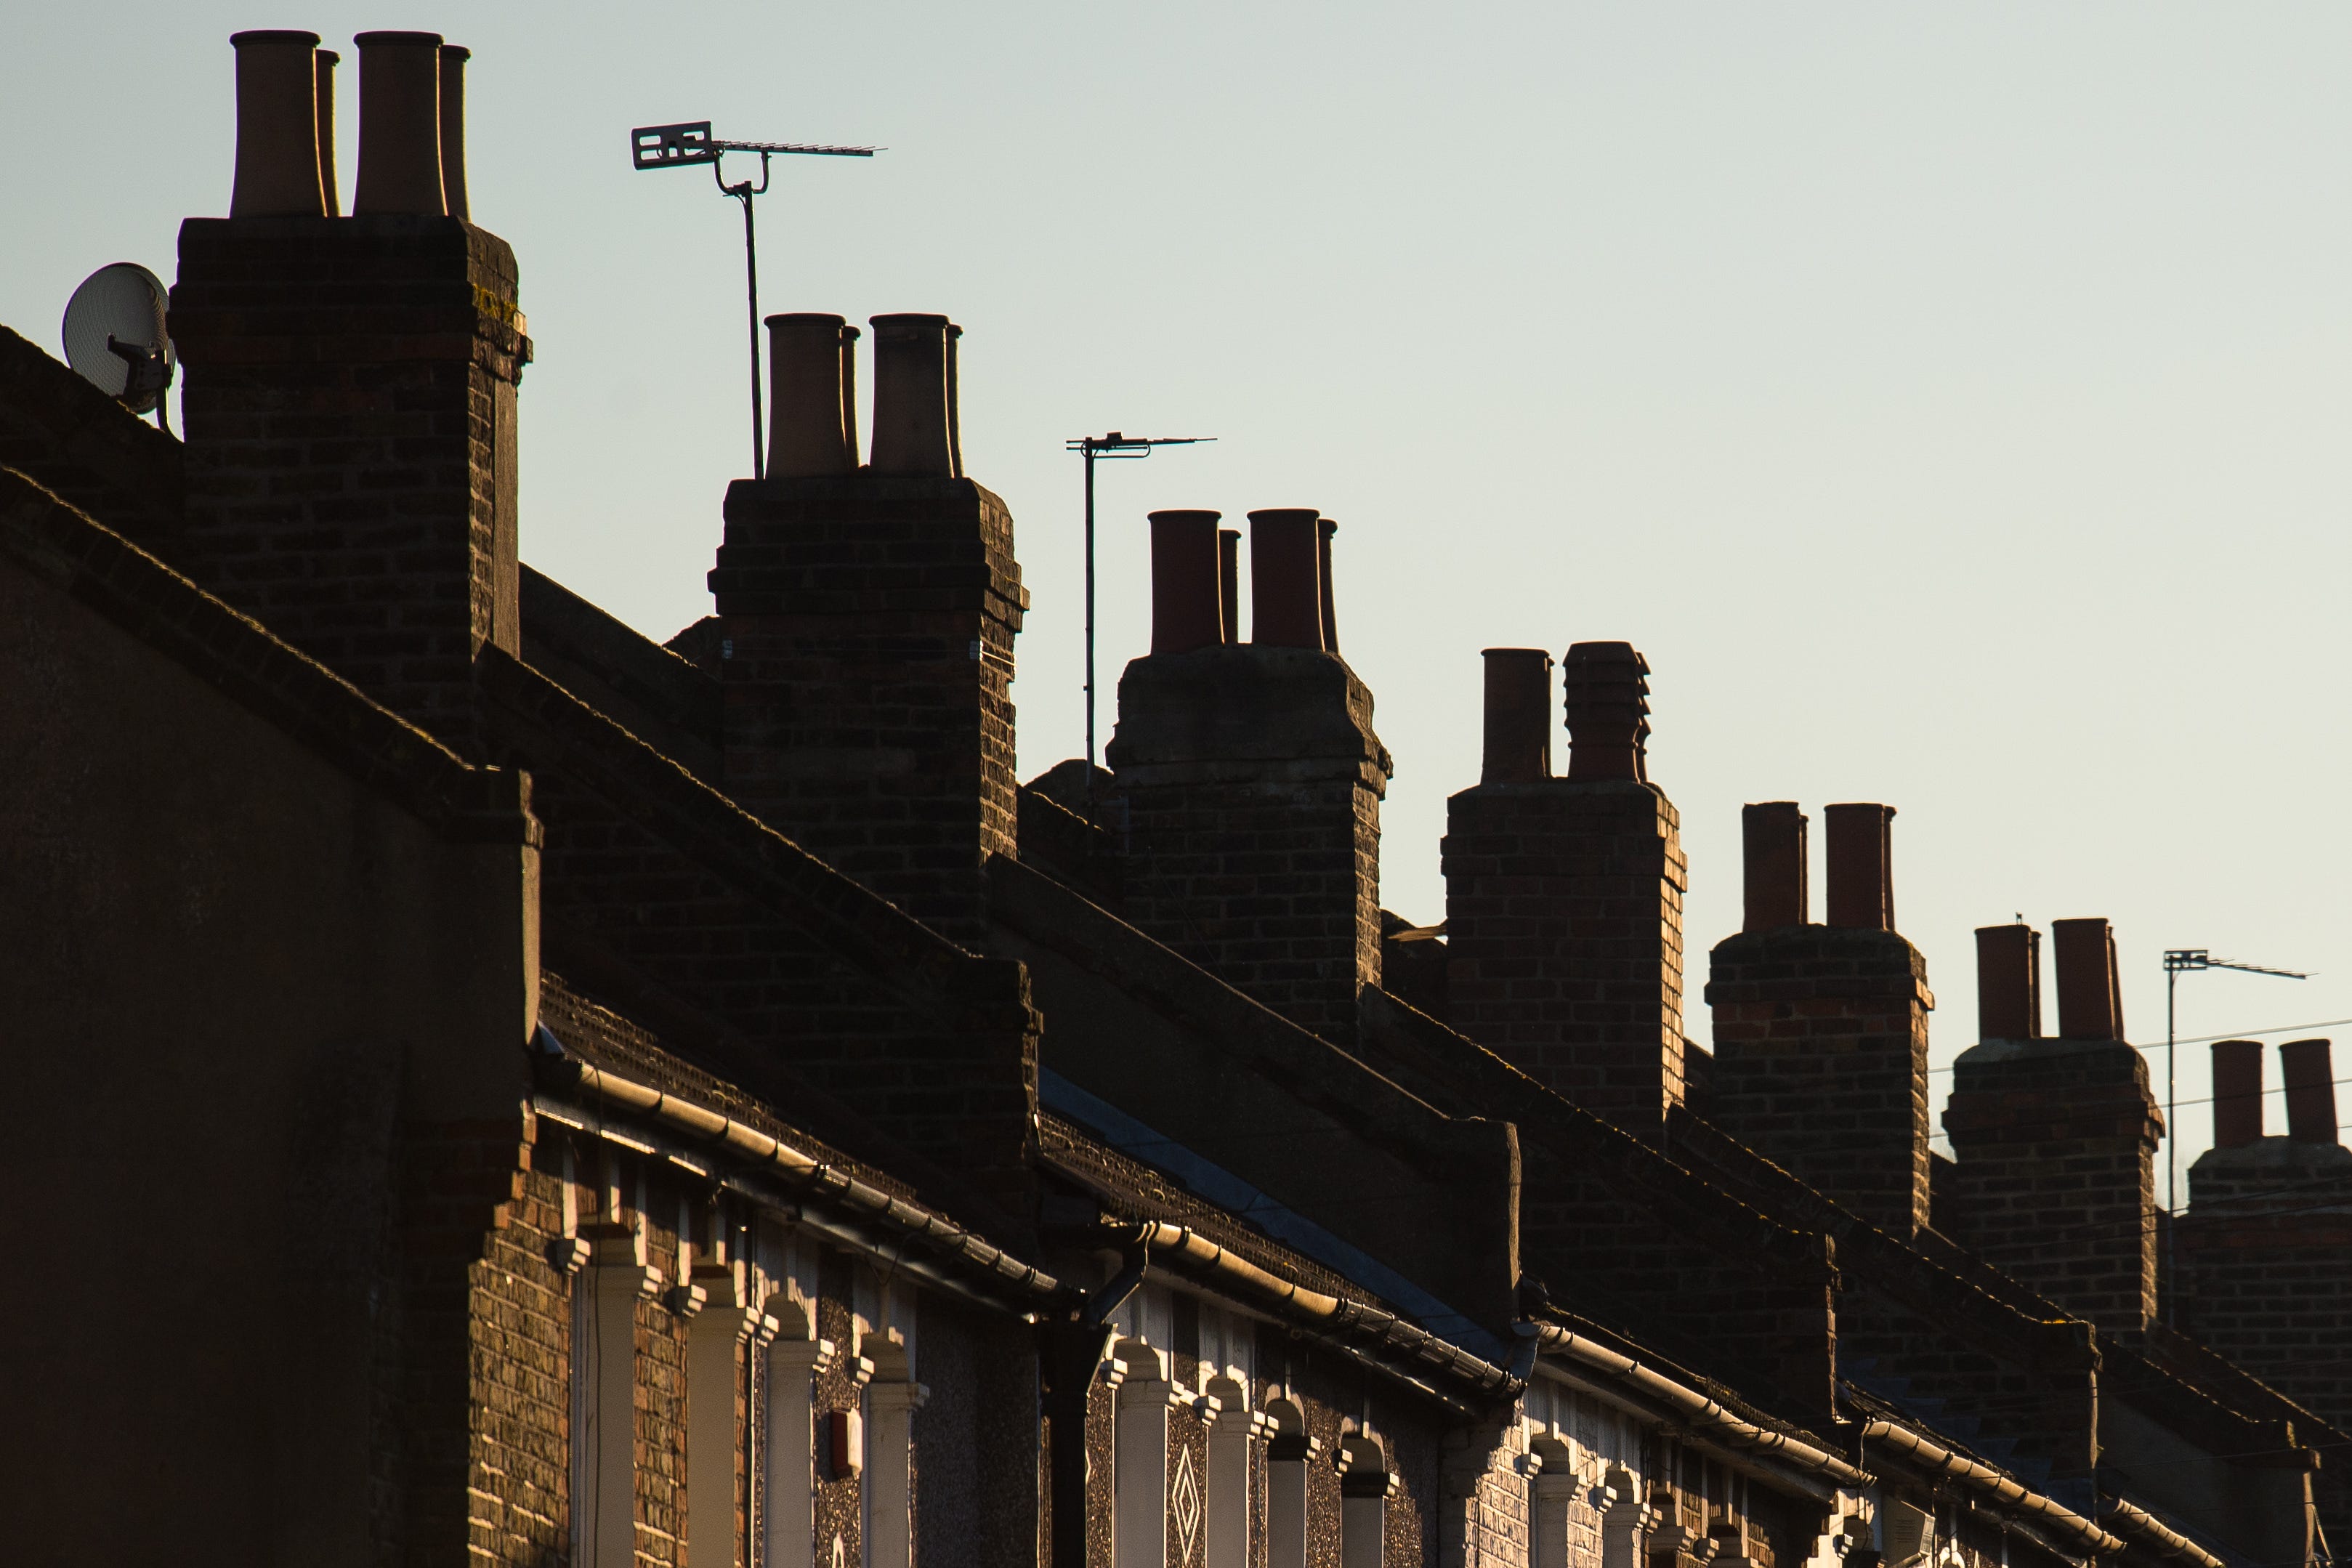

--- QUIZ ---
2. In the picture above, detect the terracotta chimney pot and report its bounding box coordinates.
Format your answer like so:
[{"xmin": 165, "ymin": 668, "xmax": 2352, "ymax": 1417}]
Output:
[
  {"xmin": 765, "ymin": 313, "xmax": 854, "ymax": 477},
  {"xmin": 2281, "ymin": 1038, "xmax": 2338, "ymax": 1146},
  {"xmin": 1318, "ymin": 518, "xmax": 1340, "ymax": 653},
  {"xmin": 2052, "ymin": 917, "xmax": 2125, "ymax": 1041},
  {"xmin": 1560, "ymin": 642, "xmax": 1650, "ymax": 782},
  {"xmin": 229, "ymin": 31, "xmax": 328, "ymax": 217},
  {"xmin": 437, "ymin": 45, "xmax": 471, "ymax": 221},
  {"xmin": 1148, "ymin": 511, "xmax": 1224, "ymax": 655},
  {"xmin": 2212, "ymin": 1039, "xmax": 2264, "ymax": 1149},
  {"xmin": 1217, "ymin": 529, "xmax": 1240, "ymax": 643},
  {"xmin": 1823, "ymin": 803, "xmax": 1896, "ymax": 931},
  {"xmin": 1973, "ymin": 924, "xmax": 2042, "ymax": 1042},
  {"xmin": 314, "ymin": 49, "xmax": 341, "ymax": 217},
  {"xmin": 352, "ymin": 31, "xmax": 448, "ymax": 216},
  {"xmin": 1479, "ymin": 649, "xmax": 1553, "ymax": 784},
  {"xmin": 1740, "ymin": 802, "xmax": 1807, "ymax": 931},
  {"xmin": 867, "ymin": 314, "xmax": 958, "ymax": 477},
  {"xmin": 1248, "ymin": 509, "xmax": 1325, "ymax": 648}
]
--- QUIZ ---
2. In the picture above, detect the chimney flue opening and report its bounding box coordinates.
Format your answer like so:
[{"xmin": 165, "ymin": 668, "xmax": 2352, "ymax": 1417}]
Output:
[
  {"xmin": 1479, "ymin": 649, "xmax": 1553, "ymax": 784},
  {"xmin": 1823, "ymin": 803, "xmax": 1896, "ymax": 931},
  {"xmin": 764, "ymin": 313, "xmax": 854, "ymax": 477},
  {"xmin": 1248, "ymin": 509, "xmax": 1325, "ymax": 649},
  {"xmin": 1560, "ymin": 641, "xmax": 1650, "ymax": 782},
  {"xmin": 866, "ymin": 314, "xmax": 959, "ymax": 477},
  {"xmin": 1740, "ymin": 802, "xmax": 1808, "ymax": 931},
  {"xmin": 2051, "ymin": 917, "xmax": 2125, "ymax": 1042},
  {"xmin": 352, "ymin": 31, "xmax": 448, "ymax": 217},
  {"xmin": 1973, "ymin": 924, "xmax": 2042, "ymax": 1043},
  {"xmin": 2212, "ymin": 1039, "xmax": 2265, "ymax": 1149},
  {"xmin": 229, "ymin": 30, "xmax": 328, "ymax": 218},
  {"xmin": 1147, "ymin": 511, "xmax": 1225, "ymax": 655},
  {"xmin": 2280, "ymin": 1038, "xmax": 2339, "ymax": 1146},
  {"xmin": 437, "ymin": 44, "xmax": 471, "ymax": 221}
]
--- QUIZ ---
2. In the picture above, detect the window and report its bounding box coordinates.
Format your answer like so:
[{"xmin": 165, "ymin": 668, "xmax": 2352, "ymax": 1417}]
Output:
[
  {"xmin": 1263, "ymin": 1399, "xmax": 1312, "ymax": 1568},
  {"xmin": 573, "ymin": 1155, "xmax": 660, "ymax": 1568},
  {"xmin": 1113, "ymin": 1337, "xmax": 1179, "ymax": 1568},
  {"xmin": 1337, "ymin": 1434, "xmax": 1391, "ymax": 1568}
]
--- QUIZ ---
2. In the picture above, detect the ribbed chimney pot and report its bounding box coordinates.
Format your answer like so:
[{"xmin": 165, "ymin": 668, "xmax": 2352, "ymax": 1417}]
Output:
[
  {"xmin": 1248, "ymin": 509, "xmax": 1325, "ymax": 648},
  {"xmin": 1973, "ymin": 924, "xmax": 2042, "ymax": 1042},
  {"xmin": 2052, "ymin": 917, "xmax": 2125, "ymax": 1042},
  {"xmin": 437, "ymin": 44, "xmax": 471, "ymax": 221},
  {"xmin": 2281, "ymin": 1038, "xmax": 2339, "ymax": 1146},
  {"xmin": 764, "ymin": 314, "xmax": 854, "ymax": 477},
  {"xmin": 1561, "ymin": 641, "xmax": 1650, "ymax": 782},
  {"xmin": 1823, "ymin": 803, "xmax": 1896, "ymax": 931},
  {"xmin": 867, "ymin": 313, "xmax": 958, "ymax": 477},
  {"xmin": 2212, "ymin": 1039, "xmax": 2264, "ymax": 1149},
  {"xmin": 229, "ymin": 31, "xmax": 328, "ymax": 217},
  {"xmin": 1218, "ymin": 529, "xmax": 1240, "ymax": 643},
  {"xmin": 352, "ymin": 31, "xmax": 448, "ymax": 216},
  {"xmin": 1148, "ymin": 511, "xmax": 1225, "ymax": 655},
  {"xmin": 1740, "ymin": 802, "xmax": 1807, "ymax": 931},
  {"xmin": 1479, "ymin": 649, "xmax": 1553, "ymax": 784},
  {"xmin": 314, "ymin": 49, "xmax": 341, "ymax": 217}
]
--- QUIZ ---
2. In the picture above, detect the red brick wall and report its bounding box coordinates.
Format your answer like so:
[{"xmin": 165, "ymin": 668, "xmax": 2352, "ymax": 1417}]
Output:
[
  {"xmin": 1442, "ymin": 779, "xmax": 1687, "ymax": 1131},
  {"xmin": 1703, "ymin": 926, "xmax": 1933, "ymax": 1236},
  {"xmin": 169, "ymin": 215, "xmax": 528, "ymax": 758},
  {"xmin": 711, "ymin": 474, "xmax": 1025, "ymax": 942}
]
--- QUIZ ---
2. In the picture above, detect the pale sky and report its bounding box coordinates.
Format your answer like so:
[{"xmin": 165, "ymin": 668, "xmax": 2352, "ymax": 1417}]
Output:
[{"xmin": 9, "ymin": 3, "xmax": 2350, "ymax": 1177}]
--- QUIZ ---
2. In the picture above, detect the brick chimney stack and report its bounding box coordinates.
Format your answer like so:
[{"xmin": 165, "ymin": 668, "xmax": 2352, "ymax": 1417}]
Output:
[
  {"xmin": 1443, "ymin": 642, "xmax": 1689, "ymax": 1133},
  {"xmin": 1705, "ymin": 803, "xmax": 1935, "ymax": 1235},
  {"xmin": 712, "ymin": 313, "xmax": 1025, "ymax": 939},
  {"xmin": 1104, "ymin": 509, "xmax": 1389, "ymax": 1045},
  {"xmin": 1943, "ymin": 917, "xmax": 2164, "ymax": 1334},
  {"xmin": 174, "ymin": 31, "xmax": 528, "ymax": 757}
]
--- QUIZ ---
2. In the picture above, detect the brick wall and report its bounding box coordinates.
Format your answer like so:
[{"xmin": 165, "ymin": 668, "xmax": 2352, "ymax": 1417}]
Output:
[
  {"xmin": 711, "ymin": 474, "xmax": 1025, "ymax": 941},
  {"xmin": 1442, "ymin": 780, "xmax": 1688, "ymax": 1133},
  {"xmin": 1105, "ymin": 644, "xmax": 1390, "ymax": 1046},
  {"xmin": 170, "ymin": 214, "xmax": 528, "ymax": 757}
]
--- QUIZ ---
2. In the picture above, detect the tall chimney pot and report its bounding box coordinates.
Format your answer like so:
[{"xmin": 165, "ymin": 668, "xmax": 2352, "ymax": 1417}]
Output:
[
  {"xmin": 2281, "ymin": 1038, "xmax": 2339, "ymax": 1145},
  {"xmin": 839, "ymin": 323, "xmax": 862, "ymax": 471},
  {"xmin": 229, "ymin": 31, "xmax": 328, "ymax": 217},
  {"xmin": 1973, "ymin": 924, "xmax": 2042, "ymax": 1042},
  {"xmin": 352, "ymin": 31, "xmax": 448, "ymax": 216},
  {"xmin": 1479, "ymin": 649, "xmax": 1553, "ymax": 784},
  {"xmin": 2052, "ymin": 917, "xmax": 2125, "ymax": 1041},
  {"xmin": 437, "ymin": 44, "xmax": 471, "ymax": 220},
  {"xmin": 764, "ymin": 313, "xmax": 854, "ymax": 477},
  {"xmin": 1561, "ymin": 642, "xmax": 1650, "ymax": 782},
  {"xmin": 1823, "ymin": 803, "xmax": 1896, "ymax": 931},
  {"xmin": 2212, "ymin": 1040, "xmax": 2265, "ymax": 1149},
  {"xmin": 866, "ymin": 314, "xmax": 958, "ymax": 477},
  {"xmin": 1248, "ymin": 509, "xmax": 1325, "ymax": 648},
  {"xmin": 1148, "ymin": 511, "xmax": 1224, "ymax": 655},
  {"xmin": 1740, "ymin": 802, "xmax": 1807, "ymax": 931},
  {"xmin": 1317, "ymin": 518, "xmax": 1340, "ymax": 652},
  {"xmin": 314, "ymin": 49, "xmax": 341, "ymax": 216},
  {"xmin": 1218, "ymin": 529, "xmax": 1240, "ymax": 643}
]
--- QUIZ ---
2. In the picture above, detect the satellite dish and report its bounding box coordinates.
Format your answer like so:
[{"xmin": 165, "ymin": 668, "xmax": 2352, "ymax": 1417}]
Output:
[{"xmin": 62, "ymin": 262, "xmax": 174, "ymax": 422}]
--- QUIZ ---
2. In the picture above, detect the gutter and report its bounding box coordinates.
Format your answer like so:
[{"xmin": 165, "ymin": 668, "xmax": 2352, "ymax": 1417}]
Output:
[
  {"xmin": 1520, "ymin": 1322, "xmax": 1870, "ymax": 1493},
  {"xmin": 1107, "ymin": 1221, "xmax": 1519, "ymax": 1402},
  {"xmin": 1860, "ymin": 1421, "xmax": 2123, "ymax": 1556},
  {"xmin": 541, "ymin": 1051, "xmax": 1065, "ymax": 1306},
  {"xmin": 2098, "ymin": 1498, "xmax": 2227, "ymax": 1568}
]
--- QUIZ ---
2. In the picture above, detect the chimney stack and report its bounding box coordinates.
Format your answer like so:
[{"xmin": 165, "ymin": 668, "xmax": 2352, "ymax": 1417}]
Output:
[
  {"xmin": 2211, "ymin": 1040, "xmax": 2265, "ymax": 1149},
  {"xmin": 175, "ymin": 31, "xmax": 528, "ymax": 754},
  {"xmin": 1218, "ymin": 529, "xmax": 1240, "ymax": 643},
  {"xmin": 1446, "ymin": 642, "xmax": 1687, "ymax": 1131},
  {"xmin": 437, "ymin": 44, "xmax": 470, "ymax": 220},
  {"xmin": 1249, "ymin": 509, "xmax": 1325, "ymax": 649},
  {"xmin": 867, "ymin": 314, "xmax": 959, "ymax": 477},
  {"xmin": 1739, "ymin": 803, "xmax": 1806, "ymax": 932},
  {"xmin": 1943, "ymin": 917, "xmax": 2162, "ymax": 1333},
  {"xmin": 1707, "ymin": 800, "xmax": 1933, "ymax": 1234},
  {"xmin": 1148, "ymin": 511, "xmax": 1225, "ymax": 655},
  {"xmin": 2280, "ymin": 1039, "xmax": 2337, "ymax": 1146},
  {"xmin": 1104, "ymin": 508, "xmax": 1387, "ymax": 1043},
  {"xmin": 1823, "ymin": 804, "xmax": 1894, "ymax": 931},
  {"xmin": 352, "ymin": 31, "xmax": 447, "ymax": 216},
  {"xmin": 764, "ymin": 314, "xmax": 856, "ymax": 477},
  {"xmin": 229, "ymin": 31, "xmax": 327, "ymax": 217},
  {"xmin": 314, "ymin": 49, "xmax": 341, "ymax": 216},
  {"xmin": 1973, "ymin": 924, "xmax": 2042, "ymax": 1043},
  {"xmin": 1561, "ymin": 642, "xmax": 1649, "ymax": 783}
]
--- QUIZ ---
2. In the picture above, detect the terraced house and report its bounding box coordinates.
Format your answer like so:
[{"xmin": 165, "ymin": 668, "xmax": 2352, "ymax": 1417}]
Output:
[{"xmin": 2, "ymin": 28, "xmax": 2345, "ymax": 1568}]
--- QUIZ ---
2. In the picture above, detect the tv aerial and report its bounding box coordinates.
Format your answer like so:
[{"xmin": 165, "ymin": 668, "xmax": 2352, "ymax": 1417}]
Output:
[
  {"xmin": 62, "ymin": 263, "xmax": 174, "ymax": 432},
  {"xmin": 629, "ymin": 121, "xmax": 879, "ymax": 479}
]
